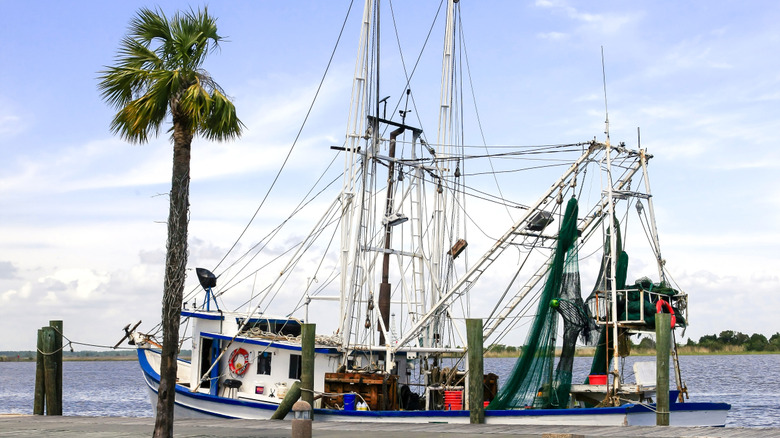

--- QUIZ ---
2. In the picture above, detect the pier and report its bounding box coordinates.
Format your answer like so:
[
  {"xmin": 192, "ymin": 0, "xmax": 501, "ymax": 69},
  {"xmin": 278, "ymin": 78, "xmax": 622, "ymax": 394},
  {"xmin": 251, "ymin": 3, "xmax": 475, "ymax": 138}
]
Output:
[{"xmin": 1, "ymin": 415, "xmax": 778, "ymax": 438}]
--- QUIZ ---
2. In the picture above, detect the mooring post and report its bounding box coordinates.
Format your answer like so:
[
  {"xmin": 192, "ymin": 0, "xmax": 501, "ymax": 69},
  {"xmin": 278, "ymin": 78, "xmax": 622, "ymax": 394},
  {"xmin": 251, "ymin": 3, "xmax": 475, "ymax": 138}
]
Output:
[
  {"xmin": 291, "ymin": 400, "xmax": 313, "ymax": 438},
  {"xmin": 33, "ymin": 329, "xmax": 45, "ymax": 415},
  {"xmin": 50, "ymin": 320, "xmax": 63, "ymax": 415},
  {"xmin": 42, "ymin": 326, "xmax": 62, "ymax": 415},
  {"xmin": 656, "ymin": 312, "xmax": 671, "ymax": 426},
  {"xmin": 467, "ymin": 318, "xmax": 484, "ymax": 424},
  {"xmin": 301, "ymin": 323, "xmax": 315, "ymax": 417},
  {"xmin": 271, "ymin": 381, "xmax": 303, "ymax": 420}
]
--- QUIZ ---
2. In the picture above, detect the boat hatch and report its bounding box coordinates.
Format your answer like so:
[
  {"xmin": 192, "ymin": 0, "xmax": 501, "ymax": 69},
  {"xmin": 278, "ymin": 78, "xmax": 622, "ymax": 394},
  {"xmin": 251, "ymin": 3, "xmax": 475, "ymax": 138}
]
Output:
[{"xmin": 237, "ymin": 317, "xmax": 302, "ymax": 337}]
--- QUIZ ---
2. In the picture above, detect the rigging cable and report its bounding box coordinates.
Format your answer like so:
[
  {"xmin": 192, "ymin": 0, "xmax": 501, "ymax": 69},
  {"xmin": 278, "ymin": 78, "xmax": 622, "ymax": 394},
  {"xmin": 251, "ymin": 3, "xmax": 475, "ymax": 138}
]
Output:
[
  {"xmin": 458, "ymin": 9, "xmax": 515, "ymax": 225},
  {"xmin": 386, "ymin": 0, "xmax": 445, "ymax": 143},
  {"xmin": 212, "ymin": 164, "xmax": 343, "ymax": 297},
  {"xmin": 210, "ymin": 0, "xmax": 357, "ymax": 274}
]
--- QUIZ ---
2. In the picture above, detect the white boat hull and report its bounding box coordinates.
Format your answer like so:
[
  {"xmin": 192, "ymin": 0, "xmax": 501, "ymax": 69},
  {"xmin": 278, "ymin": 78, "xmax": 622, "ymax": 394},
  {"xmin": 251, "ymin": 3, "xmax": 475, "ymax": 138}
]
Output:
[{"xmin": 137, "ymin": 349, "xmax": 729, "ymax": 426}]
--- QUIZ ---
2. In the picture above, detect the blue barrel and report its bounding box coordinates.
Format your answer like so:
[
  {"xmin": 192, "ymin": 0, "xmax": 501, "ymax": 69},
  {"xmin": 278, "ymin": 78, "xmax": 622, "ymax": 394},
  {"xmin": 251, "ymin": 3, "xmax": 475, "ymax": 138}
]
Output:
[{"xmin": 343, "ymin": 393, "xmax": 356, "ymax": 411}]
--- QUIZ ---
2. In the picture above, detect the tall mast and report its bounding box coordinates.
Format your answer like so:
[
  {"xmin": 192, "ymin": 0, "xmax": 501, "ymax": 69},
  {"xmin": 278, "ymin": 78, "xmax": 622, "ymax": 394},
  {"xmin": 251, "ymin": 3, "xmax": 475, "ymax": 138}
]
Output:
[
  {"xmin": 338, "ymin": 0, "xmax": 374, "ymax": 348},
  {"xmin": 429, "ymin": 0, "xmax": 458, "ymax": 340},
  {"xmin": 602, "ymin": 47, "xmax": 621, "ymax": 394},
  {"xmin": 639, "ymin": 145, "xmax": 666, "ymax": 284}
]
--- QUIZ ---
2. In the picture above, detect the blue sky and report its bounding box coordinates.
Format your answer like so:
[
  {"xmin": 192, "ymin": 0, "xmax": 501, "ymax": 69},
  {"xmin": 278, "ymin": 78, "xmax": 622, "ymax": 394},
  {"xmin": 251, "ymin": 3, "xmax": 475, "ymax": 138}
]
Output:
[{"xmin": 1, "ymin": 0, "xmax": 779, "ymax": 351}]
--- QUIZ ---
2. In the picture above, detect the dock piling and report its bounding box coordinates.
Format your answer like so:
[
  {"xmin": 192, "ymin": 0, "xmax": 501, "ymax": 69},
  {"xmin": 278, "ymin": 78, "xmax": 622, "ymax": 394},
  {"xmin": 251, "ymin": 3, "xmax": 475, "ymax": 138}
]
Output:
[
  {"xmin": 467, "ymin": 318, "xmax": 484, "ymax": 424},
  {"xmin": 656, "ymin": 312, "xmax": 671, "ymax": 426},
  {"xmin": 33, "ymin": 321, "xmax": 63, "ymax": 415},
  {"xmin": 301, "ymin": 323, "xmax": 315, "ymax": 413}
]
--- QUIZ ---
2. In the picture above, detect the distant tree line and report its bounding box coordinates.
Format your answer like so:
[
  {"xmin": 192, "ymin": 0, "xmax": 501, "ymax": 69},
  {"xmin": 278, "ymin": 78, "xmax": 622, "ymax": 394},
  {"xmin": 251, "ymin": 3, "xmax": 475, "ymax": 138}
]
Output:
[
  {"xmin": 628, "ymin": 331, "xmax": 780, "ymax": 352},
  {"xmin": 486, "ymin": 344, "xmax": 521, "ymax": 354},
  {"xmin": 0, "ymin": 350, "xmax": 192, "ymax": 361},
  {"xmin": 488, "ymin": 330, "xmax": 780, "ymax": 355},
  {"xmin": 687, "ymin": 331, "xmax": 780, "ymax": 352}
]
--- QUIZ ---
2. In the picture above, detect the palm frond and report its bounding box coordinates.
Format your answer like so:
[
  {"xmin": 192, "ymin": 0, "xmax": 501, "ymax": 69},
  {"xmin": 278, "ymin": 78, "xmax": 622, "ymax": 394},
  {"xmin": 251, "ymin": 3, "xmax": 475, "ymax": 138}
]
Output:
[
  {"xmin": 202, "ymin": 89, "xmax": 244, "ymax": 141},
  {"xmin": 99, "ymin": 6, "xmax": 241, "ymax": 145},
  {"xmin": 130, "ymin": 8, "xmax": 172, "ymax": 46}
]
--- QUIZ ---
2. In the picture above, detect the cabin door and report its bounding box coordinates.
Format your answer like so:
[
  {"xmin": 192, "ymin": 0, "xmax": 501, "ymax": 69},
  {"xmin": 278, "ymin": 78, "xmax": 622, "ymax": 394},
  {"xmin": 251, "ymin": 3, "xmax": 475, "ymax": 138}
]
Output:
[{"xmin": 199, "ymin": 337, "xmax": 220, "ymax": 395}]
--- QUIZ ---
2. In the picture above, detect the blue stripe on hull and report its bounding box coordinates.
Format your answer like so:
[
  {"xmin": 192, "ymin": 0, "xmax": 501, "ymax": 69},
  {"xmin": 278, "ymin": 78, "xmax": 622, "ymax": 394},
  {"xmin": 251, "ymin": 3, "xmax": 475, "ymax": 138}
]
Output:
[{"xmin": 136, "ymin": 348, "xmax": 729, "ymax": 423}]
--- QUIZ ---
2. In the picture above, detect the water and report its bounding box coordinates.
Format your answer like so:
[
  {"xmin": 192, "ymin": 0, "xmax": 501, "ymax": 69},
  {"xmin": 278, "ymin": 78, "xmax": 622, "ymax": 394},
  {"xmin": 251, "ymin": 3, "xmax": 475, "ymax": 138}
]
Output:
[
  {"xmin": 1, "ymin": 355, "xmax": 778, "ymax": 427},
  {"xmin": 0, "ymin": 361, "xmax": 151, "ymax": 417},
  {"xmin": 484, "ymin": 354, "xmax": 780, "ymax": 428}
]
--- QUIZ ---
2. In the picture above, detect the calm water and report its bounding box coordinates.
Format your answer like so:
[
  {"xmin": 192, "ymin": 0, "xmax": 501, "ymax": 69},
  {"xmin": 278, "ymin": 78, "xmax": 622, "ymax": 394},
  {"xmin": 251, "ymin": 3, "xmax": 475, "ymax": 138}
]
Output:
[
  {"xmin": 1, "ymin": 355, "xmax": 778, "ymax": 427},
  {"xmin": 0, "ymin": 361, "xmax": 151, "ymax": 417}
]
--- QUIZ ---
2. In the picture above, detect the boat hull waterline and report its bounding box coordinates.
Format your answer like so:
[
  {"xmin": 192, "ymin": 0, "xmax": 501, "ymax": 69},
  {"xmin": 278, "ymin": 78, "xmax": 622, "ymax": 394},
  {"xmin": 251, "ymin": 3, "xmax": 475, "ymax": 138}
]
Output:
[{"xmin": 137, "ymin": 349, "xmax": 729, "ymax": 426}]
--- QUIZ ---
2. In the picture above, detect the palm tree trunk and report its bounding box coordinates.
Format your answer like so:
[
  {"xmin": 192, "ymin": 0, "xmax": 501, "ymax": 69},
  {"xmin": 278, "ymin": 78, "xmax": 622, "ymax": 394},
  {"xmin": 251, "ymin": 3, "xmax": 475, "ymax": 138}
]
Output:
[{"xmin": 154, "ymin": 117, "xmax": 192, "ymax": 438}]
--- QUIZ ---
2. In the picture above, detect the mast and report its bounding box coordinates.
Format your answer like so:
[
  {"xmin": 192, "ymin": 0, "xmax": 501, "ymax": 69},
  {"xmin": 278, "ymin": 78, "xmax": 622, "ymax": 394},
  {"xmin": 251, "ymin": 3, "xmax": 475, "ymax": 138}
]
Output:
[
  {"xmin": 378, "ymin": 126, "xmax": 405, "ymax": 346},
  {"xmin": 605, "ymin": 138, "xmax": 621, "ymax": 396},
  {"xmin": 602, "ymin": 46, "xmax": 621, "ymax": 397},
  {"xmin": 427, "ymin": 0, "xmax": 458, "ymax": 349},
  {"xmin": 339, "ymin": 0, "xmax": 374, "ymax": 349},
  {"xmin": 638, "ymin": 146, "xmax": 666, "ymax": 283}
]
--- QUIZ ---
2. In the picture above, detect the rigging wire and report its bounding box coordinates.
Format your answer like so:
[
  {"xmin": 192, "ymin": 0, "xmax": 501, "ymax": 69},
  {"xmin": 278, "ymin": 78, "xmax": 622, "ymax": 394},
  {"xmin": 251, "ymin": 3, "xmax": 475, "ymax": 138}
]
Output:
[
  {"xmin": 457, "ymin": 9, "xmax": 516, "ymax": 225},
  {"xmin": 210, "ymin": 0, "xmax": 357, "ymax": 274},
  {"xmin": 211, "ymin": 163, "xmax": 343, "ymax": 298},
  {"xmin": 386, "ymin": 0, "xmax": 445, "ymax": 142}
]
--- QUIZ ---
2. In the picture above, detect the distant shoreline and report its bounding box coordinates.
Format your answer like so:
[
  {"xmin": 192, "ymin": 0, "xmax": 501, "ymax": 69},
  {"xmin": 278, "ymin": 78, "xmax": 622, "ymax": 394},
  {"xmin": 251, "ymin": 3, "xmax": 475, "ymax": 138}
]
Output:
[
  {"xmin": 485, "ymin": 346, "xmax": 780, "ymax": 358},
  {"xmin": 2, "ymin": 348, "xmax": 777, "ymax": 362}
]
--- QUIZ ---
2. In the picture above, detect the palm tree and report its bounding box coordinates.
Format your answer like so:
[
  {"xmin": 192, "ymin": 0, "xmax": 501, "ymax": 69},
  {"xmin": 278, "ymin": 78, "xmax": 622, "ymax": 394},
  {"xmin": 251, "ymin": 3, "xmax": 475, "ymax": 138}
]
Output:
[{"xmin": 98, "ymin": 7, "xmax": 243, "ymax": 437}]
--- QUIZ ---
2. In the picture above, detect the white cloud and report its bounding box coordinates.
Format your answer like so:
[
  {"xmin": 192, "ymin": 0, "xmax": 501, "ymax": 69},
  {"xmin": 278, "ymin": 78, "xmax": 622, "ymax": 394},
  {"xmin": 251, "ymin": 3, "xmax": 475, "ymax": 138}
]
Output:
[
  {"xmin": 0, "ymin": 114, "xmax": 23, "ymax": 135},
  {"xmin": 537, "ymin": 31, "xmax": 569, "ymax": 41},
  {"xmin": 534, "ymin": 0, "xmax": 641, "ymax": 35},
  {"xmin": 2, "ymin": 1, "xmax": 780, "ymax": 352},
  {"xmin": 0, "ymin": 97, "xmax": 30, "ymax": 138}
]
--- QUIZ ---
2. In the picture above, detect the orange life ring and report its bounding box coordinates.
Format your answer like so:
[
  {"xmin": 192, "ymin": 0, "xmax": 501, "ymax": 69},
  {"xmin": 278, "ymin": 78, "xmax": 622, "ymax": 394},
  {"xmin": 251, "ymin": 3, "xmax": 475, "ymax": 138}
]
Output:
[
  {"xmin": 655, "ymin": 299, "xmax": 676, "ymax": 328},
  {"xmin": 229, "ymin": 348, "xmax": 250, "ymax": 376}
]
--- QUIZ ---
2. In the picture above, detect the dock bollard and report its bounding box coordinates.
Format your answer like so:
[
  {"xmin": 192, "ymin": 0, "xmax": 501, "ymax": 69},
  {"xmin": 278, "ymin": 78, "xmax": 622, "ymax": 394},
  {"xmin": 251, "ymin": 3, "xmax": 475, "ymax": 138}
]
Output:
[{"xmin": 291, "ymin": 400, "xmax": 312, "ymax": 438}]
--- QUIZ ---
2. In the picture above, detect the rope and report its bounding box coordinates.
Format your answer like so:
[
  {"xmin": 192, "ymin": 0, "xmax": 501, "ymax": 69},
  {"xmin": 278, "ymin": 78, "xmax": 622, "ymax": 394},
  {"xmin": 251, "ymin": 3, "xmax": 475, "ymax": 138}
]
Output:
[{"xmin": 36, "ymin": 327, "xmax": 140, "ymax": 355}]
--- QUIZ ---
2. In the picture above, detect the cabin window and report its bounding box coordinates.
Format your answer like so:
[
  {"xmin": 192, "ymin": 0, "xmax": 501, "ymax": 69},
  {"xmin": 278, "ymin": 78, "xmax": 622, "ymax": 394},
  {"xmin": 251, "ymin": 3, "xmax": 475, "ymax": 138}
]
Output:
[
  {"xmin": 257, "ymin": 351, "xmax": 272, "ymax": 375},
  {"xmin": 289, "ymin": 354, "xmax": 302, "ymax": 379}
]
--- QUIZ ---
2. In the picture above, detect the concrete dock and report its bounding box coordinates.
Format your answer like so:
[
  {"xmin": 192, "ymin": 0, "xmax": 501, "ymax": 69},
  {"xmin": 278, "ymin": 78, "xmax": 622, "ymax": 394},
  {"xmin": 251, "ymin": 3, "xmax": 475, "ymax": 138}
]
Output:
[{"xmin": 1, "ymin": 415, "xmax": 778, "ymax": 438}]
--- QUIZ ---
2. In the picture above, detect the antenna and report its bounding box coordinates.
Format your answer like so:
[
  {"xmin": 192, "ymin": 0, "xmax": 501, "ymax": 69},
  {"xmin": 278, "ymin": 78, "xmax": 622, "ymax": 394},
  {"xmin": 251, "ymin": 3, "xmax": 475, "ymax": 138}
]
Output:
[
  {"xmin": 637, "ymin": 127, "xmax": 641, "ymax": 149},
  {"xmin": 601, "ymin": 46, "xmax": 610, "ymax": 146}
]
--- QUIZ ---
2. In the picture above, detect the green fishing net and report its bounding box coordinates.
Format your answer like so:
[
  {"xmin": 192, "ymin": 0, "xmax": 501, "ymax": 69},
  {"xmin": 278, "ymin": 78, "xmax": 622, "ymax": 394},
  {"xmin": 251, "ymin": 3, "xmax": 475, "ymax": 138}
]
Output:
[{"xmin": 488, "ymin": 198, "xmax": 595, "ymax": 410}]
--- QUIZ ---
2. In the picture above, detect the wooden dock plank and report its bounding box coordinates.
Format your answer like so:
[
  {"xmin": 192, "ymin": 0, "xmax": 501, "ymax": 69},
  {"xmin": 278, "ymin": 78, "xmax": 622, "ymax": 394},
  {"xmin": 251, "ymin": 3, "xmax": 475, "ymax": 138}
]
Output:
[{"xmin": 0, "ymin": 415, "xmax": 778, "ymax": 438}]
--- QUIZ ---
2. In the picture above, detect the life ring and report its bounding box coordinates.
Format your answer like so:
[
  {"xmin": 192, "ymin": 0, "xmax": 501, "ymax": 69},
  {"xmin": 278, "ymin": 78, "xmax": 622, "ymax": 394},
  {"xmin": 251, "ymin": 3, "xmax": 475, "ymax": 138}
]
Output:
[
  {"xmin": 229, "ymin": 348, "xmax": 250, "ymax": 376},
  {"xmin": 655, "ymin": 299, "xmax": 676, "ymax": 328}
]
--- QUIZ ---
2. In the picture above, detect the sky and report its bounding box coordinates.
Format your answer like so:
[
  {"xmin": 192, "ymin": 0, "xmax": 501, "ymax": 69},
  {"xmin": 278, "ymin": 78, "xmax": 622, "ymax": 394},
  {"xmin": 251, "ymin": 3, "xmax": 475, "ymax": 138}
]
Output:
[{"xmin": 1, "ymin": 0, "xmax": 779, "ymax": 352}]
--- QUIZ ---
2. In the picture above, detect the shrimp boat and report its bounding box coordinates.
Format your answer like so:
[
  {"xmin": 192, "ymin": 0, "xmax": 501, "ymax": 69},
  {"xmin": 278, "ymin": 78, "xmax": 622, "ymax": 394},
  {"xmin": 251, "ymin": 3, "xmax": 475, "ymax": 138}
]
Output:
[{"xmin": 127, "ymin": 0, "xmax": 729, "ymax": 426}]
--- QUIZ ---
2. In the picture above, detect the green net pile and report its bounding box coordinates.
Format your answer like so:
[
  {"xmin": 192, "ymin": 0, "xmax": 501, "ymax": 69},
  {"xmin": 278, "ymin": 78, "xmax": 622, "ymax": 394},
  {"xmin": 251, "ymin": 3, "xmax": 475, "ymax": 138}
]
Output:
[{"xmin": 489, "ymin": 198, "xmax": 595, "ymax": 410}]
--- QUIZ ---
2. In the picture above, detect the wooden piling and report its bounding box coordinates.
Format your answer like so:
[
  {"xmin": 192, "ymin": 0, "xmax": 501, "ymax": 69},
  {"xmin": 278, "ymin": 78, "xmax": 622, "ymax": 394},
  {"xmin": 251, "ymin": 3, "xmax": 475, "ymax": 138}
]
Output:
[
  {"xmin": 33, "ymin": 329, "xmax": 45, "ymax": 415},
  {"xmin": 33, "ymin": 323, "xmax": 63, "ymax": 415},
  {"xmin": 656, "ymin": 313, "xmax": 671, "ymax": 426},
  {"xmin": 50, "ymin": 320, "xmax": 63, "ymax": 414},
  {"xmin": 301, "ymin": 323, "xmax": 315, "ymax": 412},
  {"xmin": 42, "ymin": 326, "xmax": 62, "ymax": 415},
  {"xmin": 270, "ymin": 380, "xmax": 302, "ymax": 420},
  {"xmin": 467, "ymin": 318, "xmax": 484, "ymax": 424}
]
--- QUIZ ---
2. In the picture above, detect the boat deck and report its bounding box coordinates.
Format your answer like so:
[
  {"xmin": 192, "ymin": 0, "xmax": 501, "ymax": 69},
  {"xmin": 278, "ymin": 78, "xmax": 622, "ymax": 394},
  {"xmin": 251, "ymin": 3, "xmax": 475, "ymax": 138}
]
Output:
[{"xmin": 1, "ymin": 415, "xmax": 776, "ymax": 438}]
